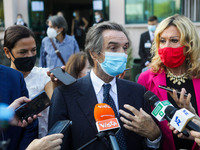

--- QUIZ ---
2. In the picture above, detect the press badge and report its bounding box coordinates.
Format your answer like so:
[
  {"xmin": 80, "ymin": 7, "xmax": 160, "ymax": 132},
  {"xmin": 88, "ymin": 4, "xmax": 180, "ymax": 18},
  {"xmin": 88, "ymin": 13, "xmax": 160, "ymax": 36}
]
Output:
[{"xmin": 144, "ymin": 41, "xmax": 151, "ymax": 48}]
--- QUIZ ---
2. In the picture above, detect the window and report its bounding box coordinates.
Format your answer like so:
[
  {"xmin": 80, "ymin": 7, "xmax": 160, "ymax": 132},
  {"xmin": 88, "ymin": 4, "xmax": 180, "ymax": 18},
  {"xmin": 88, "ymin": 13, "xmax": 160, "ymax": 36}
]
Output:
[
  {"xmin": 182, "ymin": 0, "xmax": 200, "ymax": 22},
  {"xmin": 0, "ymin": 0, "xmax": 4, "ymax": 28},
  {"xmin": 125, "ymin": 0, "xmax": 182, "ymax": 24}
]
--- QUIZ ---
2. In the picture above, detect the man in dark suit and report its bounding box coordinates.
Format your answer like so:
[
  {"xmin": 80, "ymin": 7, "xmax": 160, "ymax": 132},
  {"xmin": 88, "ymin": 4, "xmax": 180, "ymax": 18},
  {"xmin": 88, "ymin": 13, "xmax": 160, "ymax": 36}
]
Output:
[
  {"xmin": 139, "ymin": 16, "xmax": 158, "ymax": 68},
  {"xmin": 93, "ymin": 11, "xmax": 105, "ymax": 26},
  {"xmin": 48, "ymin": 22, "xmax": 161, "ymax": 150}
]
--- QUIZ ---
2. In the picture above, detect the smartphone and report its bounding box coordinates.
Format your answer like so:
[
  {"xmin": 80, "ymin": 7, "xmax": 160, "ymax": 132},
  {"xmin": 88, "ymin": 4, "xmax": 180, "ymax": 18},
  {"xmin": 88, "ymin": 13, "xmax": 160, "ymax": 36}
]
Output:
[
  {"xmin": 50, "ymin": 67, "xmax": 77, "ymax": 85},
  {"xmin": 47, "ymin": 120, "xmax": 72, "ymax": 135},
  {"xmin": 158, "ymin": 85, "xmax": 188, "ymax": 97},
  {"xmin": 15, "ymin": 91, "xmax": 51, "ymax": 121}
]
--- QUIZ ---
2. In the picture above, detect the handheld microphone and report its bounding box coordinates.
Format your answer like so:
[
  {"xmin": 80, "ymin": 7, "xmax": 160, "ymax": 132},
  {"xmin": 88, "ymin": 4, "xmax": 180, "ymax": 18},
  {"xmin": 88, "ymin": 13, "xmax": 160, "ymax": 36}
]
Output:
[
  {"xmin": 144, "ymin": 91, "xmax": 200, "ymax": 134},
  {"xmin": 94, "ymin": 103, "xmax": 120, "ymax": 150},
  {"xmin": 165, "ymin": 106, "xmax": 200, "ymax": 132},
  {"xmin": 144, "ymin": 91, "xmax": 172, "ymax": 122}
]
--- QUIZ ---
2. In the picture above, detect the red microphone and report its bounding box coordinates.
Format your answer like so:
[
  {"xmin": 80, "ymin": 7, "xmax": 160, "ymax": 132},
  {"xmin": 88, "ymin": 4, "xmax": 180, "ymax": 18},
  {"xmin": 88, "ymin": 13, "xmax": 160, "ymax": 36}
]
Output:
[
  {"xmin": 94, "ymin": 103, "xmax": 120, "ymax": 150},
  {"xmin": 94, "ymin": 103, "xmax": 120, "ymax": 132}
]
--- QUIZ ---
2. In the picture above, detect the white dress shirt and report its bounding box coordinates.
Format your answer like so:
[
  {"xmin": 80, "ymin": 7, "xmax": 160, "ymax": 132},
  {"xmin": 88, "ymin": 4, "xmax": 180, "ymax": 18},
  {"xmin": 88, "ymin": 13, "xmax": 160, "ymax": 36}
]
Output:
[
  {"xmin": 90, "ymin": 69, "xmax": 161, "ymax": 148},
  {"xmin": 149, "ymin": 30, "xmax": 154, "ymax": 42},
  {"xmin": 90, "ymin": 69, "xmax": 119, "ymax": 113}
]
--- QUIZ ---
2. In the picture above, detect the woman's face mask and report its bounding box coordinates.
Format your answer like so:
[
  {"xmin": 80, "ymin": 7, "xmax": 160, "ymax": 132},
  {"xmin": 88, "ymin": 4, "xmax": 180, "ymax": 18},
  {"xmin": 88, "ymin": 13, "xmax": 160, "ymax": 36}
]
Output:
[
  {"xmin": 158, "ymin": 46, "xmax": 186, "ymax": 68},
  {"xmin": 13, "ymin": 55, "xmax": 36, "ymax": 72},
  {"xmin": 47, "ymin": 27, "xmax": 60, "ymax": 38},
  {"xmin": 10, "ymin": 50, "xmax": 36, "ymax": 72}
]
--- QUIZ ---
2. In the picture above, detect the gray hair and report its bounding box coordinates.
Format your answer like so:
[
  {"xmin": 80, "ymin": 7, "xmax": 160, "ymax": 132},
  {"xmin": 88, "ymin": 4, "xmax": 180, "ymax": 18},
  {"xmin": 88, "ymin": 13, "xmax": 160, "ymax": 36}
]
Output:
[
  {"xmin": 48, "ymin": 15, "xmax": 68, "ymax": 36},
  {"xmin": 85, "ymin": 21, "xmax": 131, "ymax": 67}
]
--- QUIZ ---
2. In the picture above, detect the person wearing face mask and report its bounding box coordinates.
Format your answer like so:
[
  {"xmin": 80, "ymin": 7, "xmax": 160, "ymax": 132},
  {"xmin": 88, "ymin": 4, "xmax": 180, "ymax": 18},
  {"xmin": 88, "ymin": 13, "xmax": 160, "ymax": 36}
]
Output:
[
  {"xmin": 137, "ymin": 14, "xmax": 200, "ymax": 150},
  {"xmin": 48, "ymin": 21, "xmax": 161, "ymax": 150},
  {"xmin": 39, "ymin": 15, "xmax": 80, "ymax": 69},
  {"xmin": 93, "ymin": 11, "xmax": 104, "ymax": 26},
  {"xmin": 139, "ymin": 16, "xmax": 158, "ymax": 69},
  {"xmin": 3, "ymin": 25, "xmax": 55, "ymax": 139},
  {"xmin": 14, "ymin": 13, "xmax": 27, "ymax": 27}
]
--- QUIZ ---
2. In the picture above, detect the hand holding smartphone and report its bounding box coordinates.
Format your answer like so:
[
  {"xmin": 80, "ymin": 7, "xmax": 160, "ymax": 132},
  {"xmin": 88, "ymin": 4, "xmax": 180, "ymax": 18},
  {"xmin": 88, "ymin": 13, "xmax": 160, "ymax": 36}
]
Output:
[
  {"xmin": 47, "ymin": 120, "xmax": 72, "ymax": 135},
  {"xmin": 15, "ymin": 91, "xmax": 51, "ymax": 121},
  {"xmin": 50, "ymin": 67, "xmax": 77, "ymax": 85},
  {"xmin": 158, "ymin": 85, "xmax": 188, "ymax": 97}
]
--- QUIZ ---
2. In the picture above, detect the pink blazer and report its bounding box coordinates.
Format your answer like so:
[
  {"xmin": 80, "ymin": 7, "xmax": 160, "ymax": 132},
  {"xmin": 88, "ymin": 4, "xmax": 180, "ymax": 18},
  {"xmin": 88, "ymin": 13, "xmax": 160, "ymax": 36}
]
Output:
[{"xmin": 138, "ymin": 69, "xmax": 200, "ymax": 150}]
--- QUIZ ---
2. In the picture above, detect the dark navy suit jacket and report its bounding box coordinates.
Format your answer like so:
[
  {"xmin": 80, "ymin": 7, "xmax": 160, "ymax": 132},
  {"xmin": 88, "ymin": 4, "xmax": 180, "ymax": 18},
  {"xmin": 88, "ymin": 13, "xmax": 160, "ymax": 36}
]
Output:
[
  {"xmin": 0, "ymin": 65, "xmax": 38, "ymax": 150},
  {"xmin": 139, "ymin": 31, "xmax": 152, "ymax": 68},
  {"xmin": 49, "ymin": 74, "xmax": 152, "ymax": 150}
]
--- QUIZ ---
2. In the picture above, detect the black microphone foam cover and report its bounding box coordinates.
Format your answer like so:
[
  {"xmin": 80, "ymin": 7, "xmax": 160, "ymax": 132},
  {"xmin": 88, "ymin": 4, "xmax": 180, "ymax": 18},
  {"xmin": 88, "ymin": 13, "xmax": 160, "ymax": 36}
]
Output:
[
  {"xmin": 164, "ymin": 106, "xmax": 177, "ymax": 119},
  {"xmin": 144, "ymin": 91, "xmax": 160, "ymax": 107}
]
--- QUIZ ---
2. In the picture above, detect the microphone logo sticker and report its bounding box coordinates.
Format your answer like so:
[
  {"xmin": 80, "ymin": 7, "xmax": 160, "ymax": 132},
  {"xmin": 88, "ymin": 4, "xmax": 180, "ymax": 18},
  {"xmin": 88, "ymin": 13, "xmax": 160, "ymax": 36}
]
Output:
[
  {"xmin": 97, "ymin": 105, "xmax": 111, "ymax": 109},
  {"xmin": 170, "ymin": 108, "xmax": 195, "ymax": 132},
  {"xmin": 183, "ymin": 110, "xmax": 189, "ymax": 115},
  {"xmin": 99, "ymin": 120, "xmax": 118, "ymax": 128},
  {"xmin": 175, "ymin": 116, "xmax": 181, "ymax": 126},
  {"xmin": 96, "ymin": 118, "xmax": 120, "ymax": 132}
]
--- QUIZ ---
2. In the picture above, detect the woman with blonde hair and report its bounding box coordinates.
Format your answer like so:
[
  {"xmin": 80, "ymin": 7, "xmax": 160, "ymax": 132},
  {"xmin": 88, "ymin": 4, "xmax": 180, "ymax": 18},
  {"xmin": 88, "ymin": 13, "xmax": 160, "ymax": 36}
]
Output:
[{"xmin": 138, "ymin": 14, "xmax": 200, "ymax": 150}]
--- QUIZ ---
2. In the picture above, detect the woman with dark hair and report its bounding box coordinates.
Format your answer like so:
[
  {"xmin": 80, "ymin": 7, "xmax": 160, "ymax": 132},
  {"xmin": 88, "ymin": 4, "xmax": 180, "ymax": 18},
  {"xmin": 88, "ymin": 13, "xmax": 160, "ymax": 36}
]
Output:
[
  {"xmin": 65, "ymin": 51, "xmax": 90, "ymax": 79},
  {"xmin": 3, "ymin": 25, "xmax": 54, "ymax": 138},
  {"xmin": 39, "ymin": 15, "xmax": 80, "ymax": 69}
]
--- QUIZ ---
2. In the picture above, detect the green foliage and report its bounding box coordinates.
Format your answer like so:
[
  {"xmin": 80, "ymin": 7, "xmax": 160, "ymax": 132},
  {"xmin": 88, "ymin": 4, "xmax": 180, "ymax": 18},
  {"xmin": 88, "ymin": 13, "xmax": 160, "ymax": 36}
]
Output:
[{"xmin": 126, "ymin": 47, "xmax": 133, "ymax": 68}]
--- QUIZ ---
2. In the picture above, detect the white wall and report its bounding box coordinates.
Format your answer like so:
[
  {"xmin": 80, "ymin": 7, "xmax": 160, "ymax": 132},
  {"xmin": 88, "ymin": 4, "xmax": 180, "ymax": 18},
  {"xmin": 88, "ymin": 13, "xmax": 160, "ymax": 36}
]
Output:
[
  {"xmin": 109, "ymin": 0, "xmax": 125, "ymax": 25},
  {"xmin": 17, "ymin": 0, "xmax": 29, "ymax": 27},
  {"xmin": 3, "ymin": 0, "xmax": 17, "ymax": 29},
  {"xmin": 109, "ymin": 0, "xmax": 145, "ymax": 58},
  {"xmin": 3, "ymin": 0, "xmax": 28, "ymax": 29}
]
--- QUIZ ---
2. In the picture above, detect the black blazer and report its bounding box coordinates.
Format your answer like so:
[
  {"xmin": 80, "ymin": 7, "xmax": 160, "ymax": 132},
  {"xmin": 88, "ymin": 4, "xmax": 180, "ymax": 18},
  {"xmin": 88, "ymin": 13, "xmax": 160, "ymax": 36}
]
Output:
[
  {"xmin": 139, "ymin": 31, "xmax": 152, "ymax": 68},
  {"xmin": 48, "ymin": 74, "xmax": 151, "ymax": 150}
]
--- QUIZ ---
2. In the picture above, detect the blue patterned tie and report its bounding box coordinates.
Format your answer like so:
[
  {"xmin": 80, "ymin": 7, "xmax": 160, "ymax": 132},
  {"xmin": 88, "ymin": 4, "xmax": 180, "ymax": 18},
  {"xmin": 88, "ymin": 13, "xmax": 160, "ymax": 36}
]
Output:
[{"xmin": 103, "ymin": 84, "xmax": 127, "ymax": 150}]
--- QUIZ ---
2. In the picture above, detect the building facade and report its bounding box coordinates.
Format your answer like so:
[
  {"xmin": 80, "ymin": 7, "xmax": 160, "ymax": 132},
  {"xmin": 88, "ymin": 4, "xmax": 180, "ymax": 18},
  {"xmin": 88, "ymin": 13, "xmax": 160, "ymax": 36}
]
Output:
[{"xmin": 0, "ymin": 0, "xmax": 200, "ymax": 59}]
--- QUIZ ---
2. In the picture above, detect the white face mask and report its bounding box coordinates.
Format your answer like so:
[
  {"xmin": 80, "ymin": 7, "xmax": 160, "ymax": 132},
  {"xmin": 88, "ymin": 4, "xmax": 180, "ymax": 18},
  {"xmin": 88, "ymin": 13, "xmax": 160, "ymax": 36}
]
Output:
[{"xmin": 47, "ymin": 27, "xmax": 59, "ymax": 38}]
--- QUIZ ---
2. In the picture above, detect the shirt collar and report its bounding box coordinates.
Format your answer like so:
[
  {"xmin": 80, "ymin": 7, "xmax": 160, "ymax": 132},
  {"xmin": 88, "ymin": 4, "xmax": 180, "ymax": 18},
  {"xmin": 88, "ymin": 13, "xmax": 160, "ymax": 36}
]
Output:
[
  {"xmin": 149, "ymin": 30, "xmax": 154, "ymax": 36},
  {"xmin": 55, "ymin": 35, "xmax": 67, "ymax": 44},
  {"xmin": 90, "ymin": 69, "xmax": 117, "ymax": 95}
]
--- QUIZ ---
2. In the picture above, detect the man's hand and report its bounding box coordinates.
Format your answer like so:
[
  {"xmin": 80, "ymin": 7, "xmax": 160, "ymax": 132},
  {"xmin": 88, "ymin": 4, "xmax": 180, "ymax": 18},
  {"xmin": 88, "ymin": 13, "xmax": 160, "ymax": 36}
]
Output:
[
  {"xmin": 26, "ymin": 133, "xmax": 64, "ymax": 150},
  {"xmin": 168, "ymin": 123, "xmax": 194, "ymax": 140},
  {"xmin": 8, "ymin": 96, "xmax": 39, "ymax": 127},
  {"xmin": 190, "ymin": 130, "xmax": 200, "ymax": 146},
  {"xmin": 119, "ymin": 104, "xmax": 160, "ymax": 141}
]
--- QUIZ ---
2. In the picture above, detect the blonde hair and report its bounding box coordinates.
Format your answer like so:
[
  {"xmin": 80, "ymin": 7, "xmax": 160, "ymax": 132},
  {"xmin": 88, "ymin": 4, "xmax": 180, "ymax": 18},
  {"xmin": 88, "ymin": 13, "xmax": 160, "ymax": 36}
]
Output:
[{"xmin": 150, "ymin": 14, "xmax": 200, "ymax": 78}]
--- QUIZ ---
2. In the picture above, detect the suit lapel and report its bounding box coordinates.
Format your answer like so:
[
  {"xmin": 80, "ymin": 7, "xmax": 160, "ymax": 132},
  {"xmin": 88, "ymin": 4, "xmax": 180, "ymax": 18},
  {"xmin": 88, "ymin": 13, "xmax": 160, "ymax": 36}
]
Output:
[
  {"xmin": 75, "ymin": 75, "xmax": 111, "ymax": 149},
  {"xmin": 116, "ymin": 79, "xmax": 132, "ymax": 127},
  {"xmin": 75, "ymin": 75, "xmax": 98, "ymax": 132}
]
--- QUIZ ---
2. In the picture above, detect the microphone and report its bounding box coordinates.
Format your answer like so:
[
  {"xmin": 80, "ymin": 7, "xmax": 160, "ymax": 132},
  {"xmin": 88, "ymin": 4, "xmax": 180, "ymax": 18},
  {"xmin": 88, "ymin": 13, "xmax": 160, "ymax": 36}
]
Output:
[
  {"xmin": 165, "ymin": 106, "xmax": 200, "ymax": 132},
  {"xmin": 94, "ymin": 103, "xmax": 120, "ymax": 150},
  {"xmin": 144, "ymin": 91, "xmax": 172, "ymax": 122},
  {"xmin": 144, "ymin": 91, "xmax": 200, "ymax": 133}
]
